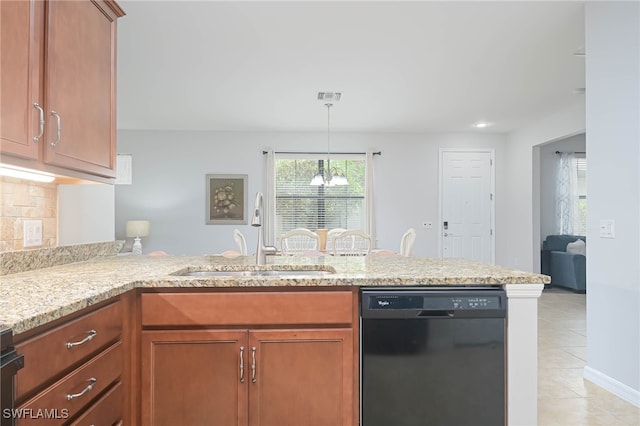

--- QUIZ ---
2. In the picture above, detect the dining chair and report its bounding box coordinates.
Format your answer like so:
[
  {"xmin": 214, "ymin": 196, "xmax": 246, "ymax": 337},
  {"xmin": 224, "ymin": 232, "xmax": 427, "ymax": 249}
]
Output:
[
  {"xmin": 400, "ymin": 228, "xmax": 416, "ymax": 257},
  {"xmin": 233, "ymin": 229, "xmax": 247, "ymax": 255},
  {"xmin": 280, "ymin": 228, "xmax": 321, "ymax": 255},
  {"xmin": 326, "ymin": 228, "xmax": 347, "ymax": 253},
  {"xmin": 333, "ymin": 230, "xmax": 372, "ymax": 256}
]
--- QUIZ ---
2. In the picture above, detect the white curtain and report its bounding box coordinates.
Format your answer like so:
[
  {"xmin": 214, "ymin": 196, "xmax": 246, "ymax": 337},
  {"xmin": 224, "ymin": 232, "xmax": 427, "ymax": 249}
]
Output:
[
  {"xmin": 365, "ymin": 150, "xmax": 376, "ymax": 246},
  {"xmin": 264, "ymin": 148, "xmax": 275, "ymax": 246},
  {"xmin": 555, "ymin": 152, "xmax": 579, "ymax": 235}
]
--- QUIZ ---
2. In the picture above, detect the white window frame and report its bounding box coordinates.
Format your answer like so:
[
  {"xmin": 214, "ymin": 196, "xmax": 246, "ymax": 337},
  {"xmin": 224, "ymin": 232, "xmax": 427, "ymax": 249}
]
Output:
[{"xmin": 268, "ymin": 152, "xmax": 370, "ymax": 245}]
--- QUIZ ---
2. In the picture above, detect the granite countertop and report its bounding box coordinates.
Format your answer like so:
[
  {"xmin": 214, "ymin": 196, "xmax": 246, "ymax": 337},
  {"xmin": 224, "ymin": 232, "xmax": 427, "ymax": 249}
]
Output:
[{"xmin": 0, "ymin": 254, "xmax": 550, "ymax": 334}]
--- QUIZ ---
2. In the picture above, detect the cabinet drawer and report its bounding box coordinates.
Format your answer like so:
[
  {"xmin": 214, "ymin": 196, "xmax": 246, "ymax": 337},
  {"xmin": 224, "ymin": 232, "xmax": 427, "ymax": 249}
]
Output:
[
  {"xmin": 141, "ymin": 291, "xmax": 354, "ymax": 327},
  {"xmin": 16, "ymin": 301, "xmax": 122, "ymax": 399},
  {"xmin": 69, "ymin": 381, "xmax": 122, "ymax": 426},
  {"xmin": 17, "ymin": 341, "xmax": 122, "ymax": 426}
]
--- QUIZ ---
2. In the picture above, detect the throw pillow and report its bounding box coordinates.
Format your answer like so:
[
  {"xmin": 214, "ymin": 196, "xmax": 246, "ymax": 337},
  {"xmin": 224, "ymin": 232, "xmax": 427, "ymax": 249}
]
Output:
[{"xmin": 566, "ymin": 239, "xmax": 586, "ymax": 256}]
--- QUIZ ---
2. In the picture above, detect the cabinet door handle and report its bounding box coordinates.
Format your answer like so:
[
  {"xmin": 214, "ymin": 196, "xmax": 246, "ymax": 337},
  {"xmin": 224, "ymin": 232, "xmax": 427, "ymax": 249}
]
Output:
[
  {"xmin": 33, "ymin": 103, "xmax": 45, "ymax": 143},
  {"xmin": 251, "ymin": 346, "xmax": 257, "ymax": 383},
  {"xmin": 239, "ymin": 346, "xmax": 245, "ymax": 383},
  {"xmin": 66, "ymin": 329, "xmax": 97, "ymax": 349},
  {"xmin": 66, "ymin": 377, "xmax": 97, "ymax": 400},
  {"xmin": 49, "ymin": 110, "xmax": 61, "ymax": 147}
]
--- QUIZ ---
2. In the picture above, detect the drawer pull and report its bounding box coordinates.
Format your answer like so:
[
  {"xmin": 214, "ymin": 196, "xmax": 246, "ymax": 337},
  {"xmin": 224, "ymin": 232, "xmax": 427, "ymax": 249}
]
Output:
[
  {"xmin": 66, "ymin": 377, "xmax": 97, "ymax": 400},
  {"xmin": 251, "ymin": 347, "xmax": 257, "ymax": 383},
  {"xmin": 66, "ymin": 330, "xmax": 97, "ymax": 349},
  {"xmin": 239, "ymin": 346, "xmax": 245, "ymax": 383}
]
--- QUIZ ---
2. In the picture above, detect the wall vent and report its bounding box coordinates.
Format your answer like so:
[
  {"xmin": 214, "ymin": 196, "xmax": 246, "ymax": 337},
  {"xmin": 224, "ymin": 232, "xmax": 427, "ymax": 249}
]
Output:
[{"xmin": 317, "ymin": 92, "xmax": 342, "ymax": 102}]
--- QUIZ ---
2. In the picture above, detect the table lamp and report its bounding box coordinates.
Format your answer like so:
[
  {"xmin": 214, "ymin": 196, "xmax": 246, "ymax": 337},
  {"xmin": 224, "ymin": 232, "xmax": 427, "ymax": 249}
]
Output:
[{"xmin": 126, "ymin": 220, "xmax": 150, "ymax": 255}]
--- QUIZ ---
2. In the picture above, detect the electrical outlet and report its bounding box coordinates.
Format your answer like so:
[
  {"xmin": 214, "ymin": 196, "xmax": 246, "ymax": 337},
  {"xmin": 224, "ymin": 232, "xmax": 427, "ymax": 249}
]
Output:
[
  {"xmin": 422, "ymin": 222, "xmax": 433, "ymax": 229},
  {"xmin": 23, "ymin": 220, "xmax": 43, "ymax": 247}
]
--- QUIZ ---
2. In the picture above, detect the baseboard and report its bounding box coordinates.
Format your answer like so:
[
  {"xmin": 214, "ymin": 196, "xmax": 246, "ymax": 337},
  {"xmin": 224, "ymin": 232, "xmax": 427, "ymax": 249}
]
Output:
[{"xmin": 584, "ymin": 365, "xmax": 640, "ymax": 407}]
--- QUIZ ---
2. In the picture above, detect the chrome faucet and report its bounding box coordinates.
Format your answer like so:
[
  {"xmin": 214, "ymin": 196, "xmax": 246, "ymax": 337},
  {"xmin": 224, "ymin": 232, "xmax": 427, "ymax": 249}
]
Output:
[{"xmin": 251, "ymin": 192, "xmax": 277, "ymax": 265}]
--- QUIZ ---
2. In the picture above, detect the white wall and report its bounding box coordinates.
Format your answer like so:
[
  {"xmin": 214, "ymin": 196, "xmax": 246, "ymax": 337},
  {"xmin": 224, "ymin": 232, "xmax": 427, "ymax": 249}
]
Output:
[
  {"xmin": 539, "ymin": 133, "xmax": 586, "ymax": 243},
  {"xmin": 58, "ymin": 184, "xmax": 115, "ymax": 245},
  {"xmin": 503, "ymin": 101, "xmax": 585, "ymax": 272},
  {"xmin": 584, "ymin": 1, "xmax": 640, "ymax": 405},
  {"xmin": 115, "ymin": 130, "xmax": 508, "ymax": 259}
]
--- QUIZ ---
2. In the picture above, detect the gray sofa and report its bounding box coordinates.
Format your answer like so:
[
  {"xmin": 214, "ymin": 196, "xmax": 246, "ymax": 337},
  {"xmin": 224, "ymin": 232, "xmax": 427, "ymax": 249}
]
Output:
[{"xmin": 541, "ymin": 235, "xmax": 586, "ymax": 292}]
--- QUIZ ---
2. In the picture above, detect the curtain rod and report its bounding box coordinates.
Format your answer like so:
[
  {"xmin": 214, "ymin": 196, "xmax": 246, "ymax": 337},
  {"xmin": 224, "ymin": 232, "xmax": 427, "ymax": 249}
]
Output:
[
  {"xmin": 263, "ymin": 150, "xmax": 381, "ymax": 156},
  {"xmin": 555, "ymin": 151, "xmax": 586, "ymax": 154}
]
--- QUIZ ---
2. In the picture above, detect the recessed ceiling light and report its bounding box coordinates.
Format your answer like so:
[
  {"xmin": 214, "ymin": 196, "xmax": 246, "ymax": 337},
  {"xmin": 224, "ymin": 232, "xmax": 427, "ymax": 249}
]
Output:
[{"xmin": 474, "ymin": 122, "xmax": 490, "ymax": 128}]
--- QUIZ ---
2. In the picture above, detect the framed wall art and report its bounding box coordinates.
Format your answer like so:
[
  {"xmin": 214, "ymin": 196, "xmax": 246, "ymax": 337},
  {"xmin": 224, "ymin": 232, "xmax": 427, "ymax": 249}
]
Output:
[{"xmin": 206, "ymin": 174, "xmax": 248, "ymax": 224}]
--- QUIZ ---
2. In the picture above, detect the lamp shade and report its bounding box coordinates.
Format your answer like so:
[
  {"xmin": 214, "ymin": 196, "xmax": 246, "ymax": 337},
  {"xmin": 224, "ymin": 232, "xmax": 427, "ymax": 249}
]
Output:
[{"xmin": 126, "ymin": 220, "xmax": 150, "ymax": 237}]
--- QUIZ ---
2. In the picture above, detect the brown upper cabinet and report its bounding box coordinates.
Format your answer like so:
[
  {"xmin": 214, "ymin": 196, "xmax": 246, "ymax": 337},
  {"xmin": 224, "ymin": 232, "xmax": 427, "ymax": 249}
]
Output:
[{"xmin": 0, "ymin": 0, "xmax": 125, "ymax": 181}]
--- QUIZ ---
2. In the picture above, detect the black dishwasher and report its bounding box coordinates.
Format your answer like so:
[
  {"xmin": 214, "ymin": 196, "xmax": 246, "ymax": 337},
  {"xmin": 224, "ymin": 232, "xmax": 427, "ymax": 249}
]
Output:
[{"xmin": 360, "ymin": 288, "xmax": 506, "ymax": 426}]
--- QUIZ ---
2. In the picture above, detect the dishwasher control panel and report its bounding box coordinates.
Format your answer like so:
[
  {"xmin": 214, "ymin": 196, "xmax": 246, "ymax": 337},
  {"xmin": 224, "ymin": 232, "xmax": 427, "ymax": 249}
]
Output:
[
  {"xmin": 449, "ymin": 296, "xmax": 502, "ymax": 310},
  {"xmin": 361, "ymin": 288, "xmax": 507, "ymax": 318},
  {"xmin": 367, "ymin": 294, "xmax": 502, "ymax": 310}
]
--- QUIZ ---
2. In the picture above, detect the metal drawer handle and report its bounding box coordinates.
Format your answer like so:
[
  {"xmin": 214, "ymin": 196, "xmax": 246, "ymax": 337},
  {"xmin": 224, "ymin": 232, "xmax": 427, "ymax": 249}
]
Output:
[
  {"xmin": 239, "ymin": 346, "xmax": 245, "ymax": 383},
  {"xmin": 66, "ymin": 330, "xmax": 97, "ymax": 349},
  {"xmin": 49, "ymin": 110, "xmax": 61, "ymax": 147},
  {"xmin": 251, "ymin": 347, "xmax": 257, "ymax": 383},
  {"xmin": 66, "ymin": 377, "xmax": 97, "ymax": 400},
  {"xmin": 33, "ymin": 103, "xmax": 45, "ymax": 142}
]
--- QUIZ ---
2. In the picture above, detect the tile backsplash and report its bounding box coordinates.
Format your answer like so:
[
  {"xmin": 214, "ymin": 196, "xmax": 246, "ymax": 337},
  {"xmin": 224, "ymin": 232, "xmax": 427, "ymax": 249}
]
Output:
[{"xmin": 0, "ymin": 176, "xmax": 57, "ymax": 252}]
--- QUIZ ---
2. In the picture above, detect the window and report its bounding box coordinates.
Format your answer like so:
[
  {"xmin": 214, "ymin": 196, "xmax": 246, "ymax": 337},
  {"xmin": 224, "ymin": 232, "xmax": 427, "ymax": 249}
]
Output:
[
  {"xmin": 555, "ymin": 152, "xmax": 587, "ymax": 236},
  {"xmin": 575, "ymin": 156, "xmax": 587, "ymax": 235},
  {"xmin": 274, "ymin": 154, "xmax": 366, "ymax": 239}
]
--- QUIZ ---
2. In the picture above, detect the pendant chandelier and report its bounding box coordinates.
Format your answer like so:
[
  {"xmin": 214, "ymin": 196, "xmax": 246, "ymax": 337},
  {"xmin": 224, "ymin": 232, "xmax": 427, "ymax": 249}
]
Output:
[{"xmin": 310, "ymin": 101, "xmax": 349, "ymax": 187}]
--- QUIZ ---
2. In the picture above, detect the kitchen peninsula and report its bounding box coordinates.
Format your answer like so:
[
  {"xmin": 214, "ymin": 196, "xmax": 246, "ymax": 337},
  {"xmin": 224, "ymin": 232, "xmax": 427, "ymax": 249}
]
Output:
[{"xmin": 1, "ymin": 253, "xmax": 548, "ymax": 425}]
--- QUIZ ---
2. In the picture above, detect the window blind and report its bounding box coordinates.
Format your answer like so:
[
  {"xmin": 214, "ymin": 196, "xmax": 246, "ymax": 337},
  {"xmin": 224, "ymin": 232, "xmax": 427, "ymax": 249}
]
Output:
[{"xmin": 274, "ymin": 155, "xmax": 366, "ymax": 238}]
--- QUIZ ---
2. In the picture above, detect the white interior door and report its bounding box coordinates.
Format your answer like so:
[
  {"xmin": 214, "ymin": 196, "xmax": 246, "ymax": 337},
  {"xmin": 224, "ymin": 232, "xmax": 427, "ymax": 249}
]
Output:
[{"xmin": 440, "ymin": 150, "xmax": 494, "ymax": 263}]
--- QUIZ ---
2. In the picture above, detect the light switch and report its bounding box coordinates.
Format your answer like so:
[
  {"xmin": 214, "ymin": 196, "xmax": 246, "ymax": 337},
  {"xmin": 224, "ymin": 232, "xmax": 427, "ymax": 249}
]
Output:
[
  {"xmin": 23, "ymin": 220, "xmax": 43, "ymax": 247},
  {"xmin": 599, "ymin": 219, "xmax": 615, "ymax": 238}
]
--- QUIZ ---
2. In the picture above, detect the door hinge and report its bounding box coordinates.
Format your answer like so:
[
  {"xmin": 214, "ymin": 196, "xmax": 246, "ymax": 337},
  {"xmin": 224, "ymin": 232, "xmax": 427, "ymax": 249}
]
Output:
[
  {"xmin": 490, "ymin": 193, "xmax": 494, "ymax": 201},
  {"xmin": 490, "ymin": 159, "xmax": 493, "ymax": 166},
  {"xmin": 490, "ymin": 229, "xmax": 493, "ymax": 236}
]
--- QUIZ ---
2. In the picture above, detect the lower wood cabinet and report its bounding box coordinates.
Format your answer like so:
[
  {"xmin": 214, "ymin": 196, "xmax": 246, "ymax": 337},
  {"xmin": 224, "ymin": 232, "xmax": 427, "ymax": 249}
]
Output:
[
  {"xmin": 13, "ymin": 295, "xmax": 131, "ymax": 425},
  {"xmin": 140, "ymin": 330, "xmax": 246, "ymax": 425},
  {"xmin": 68, "ymin": 381, "xmax": 123, "ymax": 426},
  {"xmin": 141, "ymin": 328, "xmax": 353, "ymax": 426},
  {"xmin": 139, "ymin": 289, "xmax": 357, "ymax": 426}
]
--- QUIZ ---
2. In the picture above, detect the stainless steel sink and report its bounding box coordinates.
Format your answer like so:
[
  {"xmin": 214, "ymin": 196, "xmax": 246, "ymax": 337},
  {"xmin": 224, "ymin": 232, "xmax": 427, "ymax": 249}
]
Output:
[{"xmin": 174, "ymin": 269, "xmax": 334, "ymax": 277}]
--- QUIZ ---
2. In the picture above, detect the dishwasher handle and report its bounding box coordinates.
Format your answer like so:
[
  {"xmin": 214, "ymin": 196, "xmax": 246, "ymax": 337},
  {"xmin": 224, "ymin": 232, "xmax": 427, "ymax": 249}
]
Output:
[
  {"xmin": 417, "ymin": 310, "xmax": 454, "ymax": 318},
  {"xmin": 362, "ymin": 308, "xmax": 506, "ymax": 319}
]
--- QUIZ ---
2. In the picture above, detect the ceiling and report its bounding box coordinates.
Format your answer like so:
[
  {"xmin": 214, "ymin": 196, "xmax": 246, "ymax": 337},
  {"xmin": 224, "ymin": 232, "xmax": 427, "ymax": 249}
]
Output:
[{"xmin": 116, "ymin": 1, "xmax": 585, "ymax": 134}]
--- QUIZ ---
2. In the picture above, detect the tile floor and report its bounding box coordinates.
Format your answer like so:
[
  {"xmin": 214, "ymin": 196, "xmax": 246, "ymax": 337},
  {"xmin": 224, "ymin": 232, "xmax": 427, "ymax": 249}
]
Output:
[{"xmin": 538, "ymin": 287, "xmax": 640, "ymax": 425}]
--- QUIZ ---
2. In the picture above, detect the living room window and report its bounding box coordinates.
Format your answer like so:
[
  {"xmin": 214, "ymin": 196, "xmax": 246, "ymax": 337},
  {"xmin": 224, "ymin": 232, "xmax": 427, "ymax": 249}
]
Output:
[
  {"xmin": 556, "ymin": 152, "xmax": 586, "ymax": 235},
  {"xmin": 575, "ymin": 156, "xmax": 587, "ymax": 235},
  {"xmin": 273, "ymin": 153, "xmax": 367, "ymax": 240}
]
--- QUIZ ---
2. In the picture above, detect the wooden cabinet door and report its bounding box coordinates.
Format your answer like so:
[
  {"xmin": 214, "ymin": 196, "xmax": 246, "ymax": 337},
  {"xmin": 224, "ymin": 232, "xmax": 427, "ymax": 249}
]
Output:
[
  {"xmin": 0, "ymin": 0, "xmax": 43, "ymax": 159},
  {"xmin": 43, "ymin": 0, "xmax": 119, "ymax": 177},
  {"xmin": 141, "ymin": 330, "xmax": 249, "ymax": 426},
  {"xmin": 248, "ymin": 329, "xmax": 354, "ymax": 426}
]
